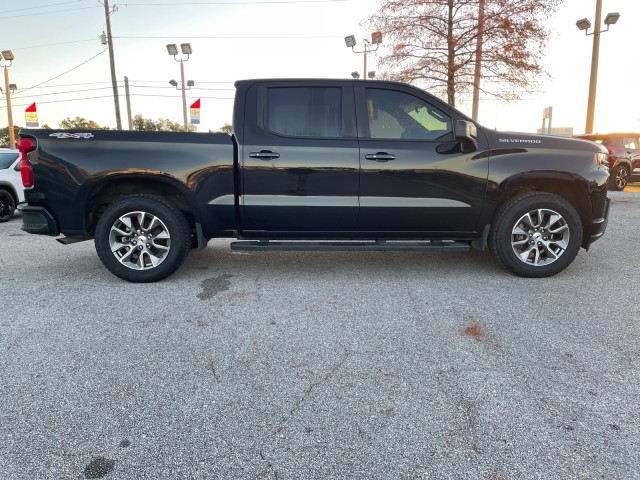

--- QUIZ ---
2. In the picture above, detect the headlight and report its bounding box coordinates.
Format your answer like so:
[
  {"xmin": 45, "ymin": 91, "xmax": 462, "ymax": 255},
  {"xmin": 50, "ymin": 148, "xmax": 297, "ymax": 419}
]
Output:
[{"xmin": 595, "ymin": 152, "xmax": 608, "ymax": 167}]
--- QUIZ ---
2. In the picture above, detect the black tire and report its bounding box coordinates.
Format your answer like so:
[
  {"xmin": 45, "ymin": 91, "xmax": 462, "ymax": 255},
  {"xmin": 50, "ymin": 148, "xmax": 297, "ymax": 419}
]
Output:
[
  {"xmin": 488, "ymin": 192, "xmax": 582, "ymax": 278},
  {"xmin": 94, "ymin": 195, "xmax": 191, "ymax": 282},
  {"xmin": 609, "ymin": 164, "xmax": 629, "ymax": 191},
  {"xmin": 0, "ymin": 189, "xmax": 16, "ymax": 223}
]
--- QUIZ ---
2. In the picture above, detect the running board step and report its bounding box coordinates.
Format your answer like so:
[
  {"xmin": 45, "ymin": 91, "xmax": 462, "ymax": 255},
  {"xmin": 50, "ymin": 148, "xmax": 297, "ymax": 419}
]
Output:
[{"xmin": 230, "ymin": 240, "xmax": 470, "ymax": 252}]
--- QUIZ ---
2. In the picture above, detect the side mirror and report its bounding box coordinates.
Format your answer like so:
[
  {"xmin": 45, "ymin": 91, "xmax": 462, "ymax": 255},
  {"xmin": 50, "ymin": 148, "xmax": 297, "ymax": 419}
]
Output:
[{"xmin": 455, "ymin": 120, "xmax": 478, "ymax": 152}]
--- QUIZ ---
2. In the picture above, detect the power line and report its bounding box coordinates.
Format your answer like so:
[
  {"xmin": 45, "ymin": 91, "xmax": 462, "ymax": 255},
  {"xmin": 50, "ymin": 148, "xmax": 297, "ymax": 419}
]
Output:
[
  {"xmin": 11, "ymin": 86, "xmax": 116, "ymax": 99},
  {"xmin": 128, "ymin": 80, "xmax": 234, "ymax": 84},
  {"xmin": 2, "ymin": 5, "xmax": 100, "ymax": 19},
  {"xmin": 10, "ymin": 35, "xmax": 342, "ymax": 51},
  {"xmin": 117, "ymin": 35, "xmax": 342, "ymax": 40},
  {"xmin": 1, "ymin": 0, "xmax": 347, "ymax": 18},
  {"xmin": 129, "ymin": 94, "xmax": 234, "ymax": 99},
  {"xmin": 14, "ymin": 50, "xmax": 108, "ymax": 97},
  {"xmin": 12, "ymin": 39, "xmax": 99, "ymax": 51},
  {"xmin": 0, "ymin": 95, "xmax": 115, "ymax": 108},
  {"xmin": 130, "ymin": 85, "xmax": 234, "ymax": 91},
  {"xmin": 0, "ymin": 0, "xmax": 83, "ymax": 14},
  {"xmin": 11, "ymin": 85, "xmax": 234, "ymax": 99},
  {"xmin": 1, "ymin": 94, "xmax": 234, "ymax": 109},
  {"xmin": 19, "ymin": 81, "xmax": 117, "ymax": 89},
  {"xmin": 120, "ymin": 0, "xmax": 347, "ymax": 4}
]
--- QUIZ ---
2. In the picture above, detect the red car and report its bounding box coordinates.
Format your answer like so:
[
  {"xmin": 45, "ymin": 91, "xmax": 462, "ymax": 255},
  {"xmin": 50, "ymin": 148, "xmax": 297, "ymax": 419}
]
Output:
[{"xmin": 575, "ymin": 133, "xmax": 640, "ymax": 190}]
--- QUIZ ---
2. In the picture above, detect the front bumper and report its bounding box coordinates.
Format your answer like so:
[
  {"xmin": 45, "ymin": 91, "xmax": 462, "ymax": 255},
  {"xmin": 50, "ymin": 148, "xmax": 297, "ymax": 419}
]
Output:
[
  {"xmin": 589, "ymin": 196, "xmax": 610, "ymax": 245},
  {"xmin": 18, "ymin": 205, "xmax": 60, "ymax": 236}
]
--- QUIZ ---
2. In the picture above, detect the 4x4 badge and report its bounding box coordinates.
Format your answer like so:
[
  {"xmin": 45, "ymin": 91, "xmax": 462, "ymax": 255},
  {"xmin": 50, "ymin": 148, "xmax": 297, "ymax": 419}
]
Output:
[{"xmin": 49, "ymin": 133, "xmax": 95, "ymax": 139}]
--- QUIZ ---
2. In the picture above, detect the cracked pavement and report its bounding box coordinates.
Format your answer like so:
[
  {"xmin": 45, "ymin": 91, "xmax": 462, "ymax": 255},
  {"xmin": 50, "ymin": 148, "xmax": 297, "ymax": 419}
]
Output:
[{"xmin": 1, "ymin": 188, "xmax": 640, "ymax": 479}]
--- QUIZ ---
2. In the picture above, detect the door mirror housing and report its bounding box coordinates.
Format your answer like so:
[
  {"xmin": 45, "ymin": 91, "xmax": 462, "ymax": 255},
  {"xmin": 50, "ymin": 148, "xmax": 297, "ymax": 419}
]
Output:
[{"xmin": 455, "ymin": 120, "xmax": 478, "ymax": 152}]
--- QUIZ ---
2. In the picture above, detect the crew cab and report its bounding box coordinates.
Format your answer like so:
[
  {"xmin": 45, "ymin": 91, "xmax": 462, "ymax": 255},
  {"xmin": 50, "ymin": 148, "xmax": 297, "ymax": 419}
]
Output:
[{"xmin": 17, "ymin": 79, "xmax": 610, "ymax": 282}]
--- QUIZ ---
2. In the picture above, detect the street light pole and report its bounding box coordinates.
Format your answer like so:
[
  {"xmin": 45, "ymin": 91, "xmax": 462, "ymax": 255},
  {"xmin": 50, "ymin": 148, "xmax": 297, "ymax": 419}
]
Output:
[
  {"xmin": 363, "ymin": 40, "xmax": 368, "ymax": 81},
  {"xmin": 576, "ymin": 2, "xmax": 619, "ymax": 134},
  {"xmin": 1, "ymin": 50, "xmax": 16, "ymax": 149},
  {"xmin": 167, "ymin": 43, "xmax": 192, "ymax": 131},
  {"xmin": 585, "ymin": 0, "xmax": 602, "ymax": 134},
  {"xmin": 180, "ymin": 61, "xmax": 187, "ymax": 130}
]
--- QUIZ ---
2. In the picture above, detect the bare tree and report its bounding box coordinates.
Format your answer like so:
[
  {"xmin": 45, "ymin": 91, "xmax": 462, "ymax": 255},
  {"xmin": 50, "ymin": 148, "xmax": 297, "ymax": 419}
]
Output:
[{"xmin": 366, "ymin": 0, "xmax": 562, "ymax": 111}]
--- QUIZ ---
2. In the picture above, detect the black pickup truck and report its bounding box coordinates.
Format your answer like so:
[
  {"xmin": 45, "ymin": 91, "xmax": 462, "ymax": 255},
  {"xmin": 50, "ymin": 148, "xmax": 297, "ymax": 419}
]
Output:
[{"xmin": 17, "ymin": 79, "xmax": 610, "ymax": 282}]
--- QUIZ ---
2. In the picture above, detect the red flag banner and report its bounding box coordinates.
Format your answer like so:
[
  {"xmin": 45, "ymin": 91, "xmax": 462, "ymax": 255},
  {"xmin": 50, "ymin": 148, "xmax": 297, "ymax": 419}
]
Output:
[
  {"xmin": 190, "ymin": 99, "xmax": 201, "ymax": 125},
  {"xmin": 25, "ymin": 102, "xmax": 39, "ymax": 127}
]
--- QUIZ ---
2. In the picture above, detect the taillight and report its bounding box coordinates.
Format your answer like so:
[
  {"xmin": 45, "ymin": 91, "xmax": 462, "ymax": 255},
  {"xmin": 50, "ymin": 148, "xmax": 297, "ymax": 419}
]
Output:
[
  {"xmin": 607, "ymin": 147, "xmax": 616, "ymax": 154},
  {"xmin": 17, "ymin": 137, "xmax": 37, "ymax": 188}
]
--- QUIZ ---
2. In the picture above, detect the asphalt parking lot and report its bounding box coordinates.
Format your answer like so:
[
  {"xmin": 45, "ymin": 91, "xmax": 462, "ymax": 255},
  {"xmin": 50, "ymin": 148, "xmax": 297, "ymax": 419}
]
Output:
[{"xmin": 1, "ymin": 188, "xmax": 639, "ymax": 479}]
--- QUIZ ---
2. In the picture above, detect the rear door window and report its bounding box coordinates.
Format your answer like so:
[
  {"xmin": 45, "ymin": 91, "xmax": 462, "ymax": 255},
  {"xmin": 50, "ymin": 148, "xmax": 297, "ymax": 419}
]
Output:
[
  {"xmin": 265, "ymin": 87, "xmax": 342, "ymax": 138},
  {"xmin": 623, "ymin": 137, "xmax": 639, "ymax": 150}
]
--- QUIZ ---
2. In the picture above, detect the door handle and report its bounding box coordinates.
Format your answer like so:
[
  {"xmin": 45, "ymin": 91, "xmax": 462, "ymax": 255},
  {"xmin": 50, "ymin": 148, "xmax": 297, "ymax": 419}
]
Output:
[
  {"xmin": 365, "ymin": 152, "xmax": 396, "ymax": 162},
  {"xmin": 249, "ymin": 150, "xmax": 280, "ymax": 160}
]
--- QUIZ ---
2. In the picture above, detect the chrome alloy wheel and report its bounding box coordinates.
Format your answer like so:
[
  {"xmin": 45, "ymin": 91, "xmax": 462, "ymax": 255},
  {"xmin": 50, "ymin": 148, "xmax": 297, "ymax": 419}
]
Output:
[
  {"xmin": 510, "ymin": 208, "xmax": 569, "ymax": 267},
  {"xmin": 615, "ymin": 167, "xmax": 628, "ymax": 190},
  {"xmin": 108, "ymin": 211, "xmax": 171, "ymax": 270}
]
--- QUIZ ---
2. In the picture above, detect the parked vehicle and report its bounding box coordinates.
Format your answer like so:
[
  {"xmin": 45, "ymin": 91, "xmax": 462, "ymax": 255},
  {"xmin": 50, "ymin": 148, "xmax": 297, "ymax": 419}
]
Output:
[
  {"xmin": 17, "ymin": 79, "xmax": 610, "ymax": 282},
  {"xmin": 574, "ymin": 133, "xmax": 640, "ymax": 190},
  {"xmin": 0, "ymin": 148, "xmax": 22, "ymax": 222}
]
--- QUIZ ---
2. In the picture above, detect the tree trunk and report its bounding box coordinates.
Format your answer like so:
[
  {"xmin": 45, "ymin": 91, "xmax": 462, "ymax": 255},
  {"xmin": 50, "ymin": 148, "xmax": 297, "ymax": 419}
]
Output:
[
  {"xmin": 472, "ymin": 0, "xmax": 485, "ymax": 121},
  {"xmin": 446, "ymin": 0, "xmax": 456, "ymax": 106}
]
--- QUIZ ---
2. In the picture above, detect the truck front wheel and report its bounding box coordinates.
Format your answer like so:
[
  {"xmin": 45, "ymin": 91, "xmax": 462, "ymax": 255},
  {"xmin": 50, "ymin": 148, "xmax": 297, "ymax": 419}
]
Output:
[
  {"xmin": 488, "ymin": 192, "xmax": 582, "ymax": 278},
  {"xmin": 95, "ymin": 195, "xmax": 191, "ymax": 282}
]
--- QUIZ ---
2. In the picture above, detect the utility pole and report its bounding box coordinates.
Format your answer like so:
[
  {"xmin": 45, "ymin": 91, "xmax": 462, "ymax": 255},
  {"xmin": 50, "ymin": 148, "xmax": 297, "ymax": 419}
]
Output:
[
  {"xmin": 103, "ymin": 0, "xmax": 122, "ymax": 130},
  {"xmin": 124, "ymin": 76, "xmax": 132, "ymax": 130},
  {"xmin": 471, "ymin": 0, "xmax": 485, "ymax": 122}
]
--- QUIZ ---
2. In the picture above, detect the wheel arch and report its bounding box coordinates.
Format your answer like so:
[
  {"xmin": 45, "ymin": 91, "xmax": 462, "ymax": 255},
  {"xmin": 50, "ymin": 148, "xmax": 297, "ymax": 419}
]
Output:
[
  {"xmin": 81, "ymin": 174, "xmax": 203, "ymax": 233},
  {"xmin": 493, "ymin": 173, "xmax": 593, "ymax": 248},
  {"xmin": 610, "ymin": 157, "xmax": 632, "ymax": 170}
]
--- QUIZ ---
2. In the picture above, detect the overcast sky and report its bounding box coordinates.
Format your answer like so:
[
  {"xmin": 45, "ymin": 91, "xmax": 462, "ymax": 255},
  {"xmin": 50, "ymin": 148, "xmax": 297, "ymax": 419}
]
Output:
[{"xmin": 1, "ymin": 0, "xmax": 637, "ymax": 134}]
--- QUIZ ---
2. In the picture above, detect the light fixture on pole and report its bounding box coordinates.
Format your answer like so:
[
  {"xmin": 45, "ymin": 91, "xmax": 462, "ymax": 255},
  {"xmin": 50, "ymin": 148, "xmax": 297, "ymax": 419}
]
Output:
[
  {"xmin": 576, "ymin": 1, "xmax": 620, "ymax": 134},
  {"xmin": 169, "ymin": 80, "xmax": 194, "ymax": 89},
  {"xmin": 166, "ymin": 42, "xmax": 193, "ymax": 131},
  {"xmin": 0, "ymin": 50, "xmax": 16, "ymax": 149},
  {"xmin": 344, "ymin": 32, "xmax": 382, "ymax": 81},
  {"xmin": 351, "ymin": 71, "xmax": 360, "ymax": 79},
  {"xmin": 0, "ymin": 84, "xmax": 17, "ymax": 94}
]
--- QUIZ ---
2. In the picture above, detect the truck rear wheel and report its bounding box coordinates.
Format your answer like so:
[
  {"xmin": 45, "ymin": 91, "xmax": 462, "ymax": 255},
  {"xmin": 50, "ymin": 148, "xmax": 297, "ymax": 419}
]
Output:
[
  {"xmin": 488, "ymin": 192, "xmax": 582, "ymax": 278},
  {"xmin": 95, "ymin": 195, "xmax": 191, "ymax": 282}
]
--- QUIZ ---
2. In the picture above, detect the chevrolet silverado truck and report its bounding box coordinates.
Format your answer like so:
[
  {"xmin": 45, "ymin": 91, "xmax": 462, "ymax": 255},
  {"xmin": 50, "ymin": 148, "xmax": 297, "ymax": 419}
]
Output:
[{"xmin": 17, "ymin": 79, "xmax": 610, "ymax": 282}]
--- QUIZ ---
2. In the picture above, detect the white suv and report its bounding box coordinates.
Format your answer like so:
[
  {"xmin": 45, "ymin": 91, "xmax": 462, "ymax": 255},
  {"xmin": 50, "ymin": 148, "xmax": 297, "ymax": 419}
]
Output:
[{"xmin": 0, "ymin": 149, "xmax": 22, "ymax": 222}]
